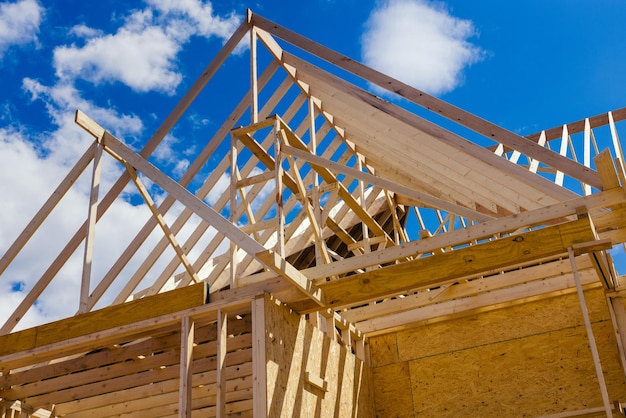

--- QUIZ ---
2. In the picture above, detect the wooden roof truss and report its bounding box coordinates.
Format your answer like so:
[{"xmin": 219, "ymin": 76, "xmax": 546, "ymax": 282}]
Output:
[{"xmin": 3, "ymin": 10, "xmax": 626, "ymax": 416}]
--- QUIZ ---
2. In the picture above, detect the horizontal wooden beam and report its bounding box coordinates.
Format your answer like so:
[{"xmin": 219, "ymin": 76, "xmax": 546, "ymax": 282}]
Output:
[
  {"xmin": 317, "ymin": 217, "xmax": 599, "ymax": 308},
  {"xmin": 303, "ymin": 188, "xmax": 624, "ymax": 282},
  {"xmin": 0, "ymin": 282, "xmax": 207, "ymax": 358},
  {"xmin": 526, "ymin": 107, "xmax": 626, "ymax": 143},
  {"xmin": 341, "ymin": 254, "xmax": 596, "ymax": 324},
  {"xmin": 357, "ymin": 270, "xmax": 601, "ymax": 336}
]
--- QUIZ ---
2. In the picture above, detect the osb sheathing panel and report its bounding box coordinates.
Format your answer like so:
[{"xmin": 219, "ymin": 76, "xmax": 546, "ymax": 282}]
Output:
[
  {"xmin": 264, "ymin": 295, "xmax": 374, "ymax": 417},
  {"xmin": 369, "ymin": 288, "xmax": 626, "ymax": 417}
]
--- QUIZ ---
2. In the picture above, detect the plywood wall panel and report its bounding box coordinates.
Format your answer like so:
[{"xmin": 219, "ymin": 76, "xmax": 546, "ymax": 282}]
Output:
[
  {"xmin": 369, "ymin": 288, "xmax": 626, "ymax": 416},
  {"xmin": 263, "ymin": 294, "xmax": 374, "ymax": 417}
]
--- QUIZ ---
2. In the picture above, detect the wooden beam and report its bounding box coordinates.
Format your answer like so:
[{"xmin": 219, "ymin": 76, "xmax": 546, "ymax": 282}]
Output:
[
  {"xmin": 317, "ymin": 217, "xmax": 599, "ymax": 309},
  {"xmin": 79, "ymin": 143, "xmax": 103, "ymax": 314},
  {"xmin": 303, "ymin": 188, "xmax": 625, "ymax": 282},
  {"xmin": 0, "ymin": 282, "xmax": 207, "ymax": 358},
  {"xmin": 357, "ymin": 272, "xmax": 601, "ymax": 336},
  {"xmin": 216, "ymin": 310, "xmax": 227, "ymax": 418},
  {"xmin": 179, "ymin": 316, "xmax": 195, "ymax": 418},
  {"xmin": 342, "ymin": 254, "xmax": 596, "ymax": 324},
  {"xmin": 251, "ymin": 295, "xmax": 267, "ymax": 418}
]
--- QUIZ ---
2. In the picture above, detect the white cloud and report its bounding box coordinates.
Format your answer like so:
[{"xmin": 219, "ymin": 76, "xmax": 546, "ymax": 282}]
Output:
[
  {"xmin": 54, "ymin": 27, "xmax": 182, "ymax": 94},
  {"xmin": 0, "ymin": 0, "xmax": 44, "ymax": 58},
  {"xmin": 148, "ymin": 0, "xmax": 239, "ymax": 39},
  {"xmin": 53, "ymin": 0, "xmax": 241, "ymax": 94},
  {"xmin": 361, "ymin": 0, "xmax": 484, "ymax": 96}
]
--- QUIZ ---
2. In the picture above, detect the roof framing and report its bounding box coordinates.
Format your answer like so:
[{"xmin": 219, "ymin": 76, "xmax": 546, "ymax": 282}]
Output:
[{"xmin": 2, "ymin": 9, "xmax": 626, "ymax": 415}]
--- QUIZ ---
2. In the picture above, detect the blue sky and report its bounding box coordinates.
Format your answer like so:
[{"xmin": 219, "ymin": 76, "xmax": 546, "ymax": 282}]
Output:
[{"xmin": 1, "ymin": 0, "xmax": 626, "ymax": 328}]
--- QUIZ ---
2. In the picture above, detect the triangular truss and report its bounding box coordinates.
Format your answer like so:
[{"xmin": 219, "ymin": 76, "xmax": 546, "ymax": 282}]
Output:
[
  {"xmin": 3, "ymin": 11, "xmax": 626, "ymax": 415},
  {"xmin": 3, "ymin": 10, "xmax": 626, "ymax": 334}
]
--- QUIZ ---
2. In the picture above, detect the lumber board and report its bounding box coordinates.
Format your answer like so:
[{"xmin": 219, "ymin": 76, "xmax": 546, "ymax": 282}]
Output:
[
  {"xmin": 318, "ymin": 217, "xmax": 598, "ymax": 308},
  {"xmin": 303, "ymin": 188, "xmax": 625, "ymax": 282},
  {"xmin": 0, "ymin": 283, "xmax": 207, "ymax": 358},
  {"xmin": 526, "ymin": 106, "xmax": 626, "ymax": 143},
  {"xmin": 54, "ymin": 356, "xmax": 253, "ymax": 415},
  {"xmin": 341, "ymin": 254, "xmax": 596, "ymax": 324},
  {"xmin": 22, "ymin": 348, "xmax": 253, "ymax": 409},
  {"xmin": 357, "ymin": 270, "xmax": 600, "ymax": 335}
]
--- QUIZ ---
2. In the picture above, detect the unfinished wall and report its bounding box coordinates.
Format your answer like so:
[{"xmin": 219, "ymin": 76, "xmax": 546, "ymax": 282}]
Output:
[
  {"xmin": 263, "ymin": 295, "xmax": 374, "ymax": 417},
  {"xmin": 368, "ymin": 287, "xmax": 626, "ymax": 417}
]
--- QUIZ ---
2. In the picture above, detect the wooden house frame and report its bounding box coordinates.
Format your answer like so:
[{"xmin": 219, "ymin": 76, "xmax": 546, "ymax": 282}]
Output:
[{"xmin": 3, "ymin": 10, "xmax": 626, "ymax": 417}]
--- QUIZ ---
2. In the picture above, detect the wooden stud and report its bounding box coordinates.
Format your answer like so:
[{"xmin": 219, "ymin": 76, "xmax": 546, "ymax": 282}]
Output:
[
  {"xmin": 216, "ymin": 309, "xmax": 227, "ymax": 417},
  {"xmin": 584, "ymin": 119, "xmax": 592, "ymax": 195},
  {"xmin": 274, "ymin": 118, "xmax": 285, "ymax": 257},
  {"xmin": 251, "ymin": 296, "xmax": 267, "ymax": 418},
  {"xmin": 230, "ymin": 134, "xmax": 239, "ymax": 289},
  {"xmin": 179, "ymin": 316, "xmax": 195, "ymax": 418},
  {"xmin": 79, "ymin": 142, "xmax": 103, "ymax": 314},
  {"xmin": 250, "ymin": 27, "xmax": 259, "ymax": 124}
]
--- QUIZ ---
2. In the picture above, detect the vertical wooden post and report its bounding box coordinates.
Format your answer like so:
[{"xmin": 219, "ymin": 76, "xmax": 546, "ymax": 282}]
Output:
[
  {"xmin": 357, "ymin": 156, "xmax": 371, "ymax": 256},
  {"xmin": 529, "ymin": 130, "xmax": 546, "ymax": 174},
  {"xmin": 583, "ymin": 118, "xmax": 592, "ymax": 195},
  {"xmin": 216, "ymin": 309, "xmax": 228, "ymax": 417},
  {"xmin": 568, "ymin": 248, "xmax": 613, "ymax": 417},
  {"xmin": 252, "ymin": 295, "xmax": 267, "ymax": 418},
  {"xmin": 274, "ymin": 120, "xmax": 285, "ymax": 257},
  {"xmin": 609, "ymin": 111, "xmax": 626, "ymax": 176},
  {"xmin": 249, "ymin": 11, "xmax": 258, "ymax": 124},
  {"xmin": 230, "ymin": 134, "xmax": 238, "ymax": 288},
  {"xmin": 555, "ymin": 125, "xmax": 569, "ymax": 186},
  {"xmin": 308, "ymin": 97, "xmax": 324, "ymax": 266},
  {"xmin": 79, "ymin": 143, "xmax": 103, "ymax": 314},
  {"xmin": 179, "ymin": 316, "xmax": 195, "ymax": 418}
]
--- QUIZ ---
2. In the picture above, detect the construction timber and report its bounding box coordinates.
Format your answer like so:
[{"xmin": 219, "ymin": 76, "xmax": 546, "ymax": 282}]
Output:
[{"xmin": 3, "ymin": 10, "xmax": 626, "ymax": 417}]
